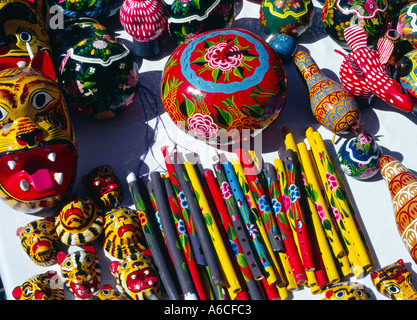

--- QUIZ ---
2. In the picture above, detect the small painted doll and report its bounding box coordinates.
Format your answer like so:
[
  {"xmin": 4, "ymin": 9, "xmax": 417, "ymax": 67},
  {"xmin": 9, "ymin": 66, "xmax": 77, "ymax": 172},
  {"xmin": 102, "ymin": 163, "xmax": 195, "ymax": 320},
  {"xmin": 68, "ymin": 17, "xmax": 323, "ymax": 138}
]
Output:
[
  {"xmin": 90, "ymin": 284, "xmax": 130, "ymax": 300},
  {"xmin": 57, "ymin": 245, "xmax": 101, "ymax": 299},
  {"xmin": 82, "ymin": 164, "xmax": 123, "ymax": 209},
  {"xmin": 0, "ymin": 50, "xmax": 77, "ymax": 213},
  {"xmin": 103, "ymin": 207, "xmax": 148, "ymax": 259},
  {"xmin": 110, "ymin": 252, "xmax": 161, "ymax": 300},
  {"xmin": 12, "ymin": 270, "xmax": 64, "ymax": 300},
  {"xmin": 371, "ymin": 259, "xmax": 417, "ymax": 300},
  {"xmin": 321, "ymin": 282, "xmax": 371, "ymax": 300},
  {"xmin": 16, "ymin": 217, "xmax": 60, "ymax": 266},
  {"xmin": 55, "ymin": 194, "xmax": 103, "ymax": 246}
]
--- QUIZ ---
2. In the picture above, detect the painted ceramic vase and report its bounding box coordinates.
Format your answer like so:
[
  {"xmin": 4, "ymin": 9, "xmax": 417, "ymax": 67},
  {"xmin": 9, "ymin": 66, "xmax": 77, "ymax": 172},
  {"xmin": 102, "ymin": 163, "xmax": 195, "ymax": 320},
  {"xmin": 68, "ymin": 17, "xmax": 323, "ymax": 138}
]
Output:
[
  {"xmin": 47, "ymin": 0, "xmax": 123, "ymax": 18},
  {"xmin": 163, "ymin": 0, "xmax": 235, "ymax": 43},
  {"xmin": 398, "ymin": 2, "xmax": 417, "ymax": 50},
  {"xmin": 260, "ymin": 0, "xmax": 315, "ymax": 37},
  {"xmin": 0, "ymin": 0, "xmax": 51, "ymax": 70},
  {"xmin": 337, "ymin": 131, "xmax": 382, "ymax": 180},
  {"xmin": 379, "ymin": 155, "xmax": 417, "ymax": 265},
  {"xmin": 321, "ymin": 0, "xmax": 390, "ymax": 50},
  {"xmin": 120, "ymin": 0, "xmax": 168, "ymax": 57},
  {"xmin": 12, "ymin": 271, "xmax": 64, "ymax": 300},
  {"xmin": 161, "ymin": 28, "xmax": 288, "ymax": 144},
  {"xmin": 59, "ymin": 36, "xmax": 139, "ymax": 120},
  {"xmin": 371, "ymin": 259, "xmax": 417, "ymax": 300},
  {"xmin": 294, "ymin": 49, "xmax": 360, "ymax": 133},
  {"xmin": 0, "ymin": 51, "xmax": 77, "ymax": 213}
]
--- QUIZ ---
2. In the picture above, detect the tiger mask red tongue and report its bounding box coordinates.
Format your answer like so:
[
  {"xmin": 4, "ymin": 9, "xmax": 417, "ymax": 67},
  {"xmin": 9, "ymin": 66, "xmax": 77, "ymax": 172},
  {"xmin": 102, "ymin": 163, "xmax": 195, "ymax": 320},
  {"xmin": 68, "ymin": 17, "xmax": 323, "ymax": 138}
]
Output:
[{"xmin": 0, "ymin": 50, "xmax": 77, "ymax": 213}]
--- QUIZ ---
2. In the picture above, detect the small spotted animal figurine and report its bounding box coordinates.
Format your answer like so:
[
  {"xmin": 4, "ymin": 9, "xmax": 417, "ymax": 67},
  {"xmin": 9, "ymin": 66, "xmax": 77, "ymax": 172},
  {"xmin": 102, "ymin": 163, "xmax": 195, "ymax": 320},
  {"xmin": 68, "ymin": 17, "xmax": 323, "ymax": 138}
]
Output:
[
  {"xmin": 82, "ymin": 164, "xmax": 123, "ymax": 209},
  {"xmin": 12, "ymin": 270, "xmax": 64, "ymax": 300},
  {"xmin": 110, "ymin": 252, "xmax": 161, "ymax": 300},
  {"xmin": 103, "ymin": 207, "xmax": 148, "ymax": 259},
  {"xmin": 336, "ymin": 24, "xmax": 414, "ymax": 113},
  {"xmin": 321, "ymin": 281, "xmax": 371, "ymax": 300},
  {"xmin": 55, "ymin": 194, "xmax": 103, "ymax": 246},
  {"xmin": 371, "ymin": 259, "xmax": 417, "ymax": 300},
  {"xmin": 57, "ymin": 245, "xmax": 101, "ymax": 300},
  {"xmin": 16, "ymin": 217, "xmax": 61, "ymax": 266}
]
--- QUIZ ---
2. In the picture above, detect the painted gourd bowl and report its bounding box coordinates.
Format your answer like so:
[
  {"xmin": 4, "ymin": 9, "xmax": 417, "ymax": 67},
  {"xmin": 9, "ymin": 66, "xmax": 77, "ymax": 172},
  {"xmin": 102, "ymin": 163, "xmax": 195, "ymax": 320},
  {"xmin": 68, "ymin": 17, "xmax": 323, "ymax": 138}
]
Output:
[
  {"xmin": 47, "ymin": 0, "xmax": 123, "ymax": 18},
  {"xmin": 337, "ymin": 131, "xmax": 382, "ymax": 180},
  {"xmin": 321, "ymin": 0, "xmax": 390, "ymax": 50},
  {"xmin": 398, "ymin": 2, "xmax": 417, "ymax": 50},
  {"xmin": 260, "ymin": 0, "xmax": 315, "ymax": 37},
  {"xmin": 397, "ymin": 48, "xmax": 417, "ymax": 100},
  {"xmin": 50, "ymin": 17, "xmax": 114, "ymax": 61},
  {"xmin": 163, "ymin": 0, "xmax": 235, "ymax": 43},
  {"xmin": 161, "ymin": 28, "xmax": 288, "ymax": 145},
  {"xmin": 59, "ymin": 37, "xmax": 139, "ymax": 120}
]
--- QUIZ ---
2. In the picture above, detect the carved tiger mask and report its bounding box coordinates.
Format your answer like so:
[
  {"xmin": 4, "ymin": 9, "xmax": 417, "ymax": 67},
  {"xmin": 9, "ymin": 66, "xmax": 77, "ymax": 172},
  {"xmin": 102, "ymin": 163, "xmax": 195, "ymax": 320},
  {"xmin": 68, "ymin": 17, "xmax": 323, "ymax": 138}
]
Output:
[
  {"xmin": 82, "ymin": 164, "xmax": 123, "ymax": 209},
  {"xmin": 0, "ymin": 52, "xmax": 77, "ymax": 213},
  {"xmin": 12, "ymin": 270, "xmax": 64, "ymax": 300},
  {"xmin": 110, "ymin": 252, "xmax": 160, "ymax": 300},
  {"xmin": 57, "ymin": 245, "xmax": 101, "ymax": 299},
  {"xmin": 16, "ymin": 217, "xmax": 60, "ymax": 266},
  {"xmin": 55, "ymin": 194, "xmax": 103, "ymax": 246},
  {"xmin": 103, "ymin": 207, "xmax": 147, "ymax": 259},
  {"xmin": 371, "ymin": 259, "xmax": 417, "ymax": 300}
]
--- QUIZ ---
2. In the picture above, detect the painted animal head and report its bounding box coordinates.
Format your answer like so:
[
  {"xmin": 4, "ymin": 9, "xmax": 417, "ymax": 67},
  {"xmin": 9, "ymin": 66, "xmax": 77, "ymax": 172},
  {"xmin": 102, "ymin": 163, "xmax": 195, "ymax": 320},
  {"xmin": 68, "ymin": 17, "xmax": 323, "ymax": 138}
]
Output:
[
  {"xmin": 321, "ymin": 281, "xmax": 371, "ymax": 300},
  {"xmin": 371, "ymin": 259, "xmax": 417, "ymax": 300},
  {"xmin": 55, "ymin": 194, "xmax": 103, "ymax": 246},
  {"xmin": 57, "ymin": 245, "xmax": 101, "ymax": 299},
  {"xmin": 0, "ymin": 0, "xmax": 51, "ymax": 70},
  {"xmin": 82, "ymin": 164, "xmax": 123, "ymax": 209},
  {"xmin": 16, "ymin": 217, "xmax": 60, "ymax": 266},
  {"xmin": 110, "ymin": 252, "xmax": 160, "ymax": 300},
  {"xmin": 91, "ymin": 284, "xmax": 130, "ymax": 300},
  {"xmin": 337, "ymin": 25, "xmax": 414, "ymax": 112},
  {"xmin": 0, "ymin": 50, "xmax": 77, "ymax": 213},
  {"xmin": 12, "ymin": 270, "xmax": 64, "ymax": 300},
  {"xmin": 103, "ymin": 206, "xmax": 147, "ymax": 259}
]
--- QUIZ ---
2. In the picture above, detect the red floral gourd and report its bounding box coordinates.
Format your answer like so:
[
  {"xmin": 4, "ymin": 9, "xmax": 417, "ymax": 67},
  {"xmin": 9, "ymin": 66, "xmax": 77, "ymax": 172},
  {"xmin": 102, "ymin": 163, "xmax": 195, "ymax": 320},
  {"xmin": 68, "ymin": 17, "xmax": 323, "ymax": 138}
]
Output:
[{"xmin": 161, "ymin": 28, "xmax": 288, "ymax": 145}]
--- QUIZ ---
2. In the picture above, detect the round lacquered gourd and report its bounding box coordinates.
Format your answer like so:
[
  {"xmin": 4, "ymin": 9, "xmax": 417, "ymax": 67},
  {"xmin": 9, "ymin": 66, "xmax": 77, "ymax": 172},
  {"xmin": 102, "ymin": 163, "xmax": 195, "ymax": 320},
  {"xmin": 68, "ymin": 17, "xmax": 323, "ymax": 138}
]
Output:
[
  {"xmin": 164, "ymin": 0, "xmax": 235, "ymax": 43},
  {"xmin": 337, "ymin": 131, "xmax": 382, "ymax": 180},
  {"xmin": 47, "ymin": 0, "xmax": 123, "ymax": 18},
  {"xmin": 321, "ymin": 0, "xmax": 390, "ymax": 50},
  {"xmin": 59, "ymin": 37, "xmax": 139, "ymax": 120},
  {"xmin": 260, "ymin": 0, "xmax": 315, "ymax": 38},
  {"xmin": 161, "ymin": 28, "xmax": 288, "ymax": 145}
]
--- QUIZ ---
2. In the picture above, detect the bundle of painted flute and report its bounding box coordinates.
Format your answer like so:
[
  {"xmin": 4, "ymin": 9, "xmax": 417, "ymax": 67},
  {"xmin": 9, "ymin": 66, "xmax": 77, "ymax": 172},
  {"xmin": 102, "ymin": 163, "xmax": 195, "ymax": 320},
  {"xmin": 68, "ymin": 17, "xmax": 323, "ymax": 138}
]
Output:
[
  {"xmin": 276, "ymin": 127, "xmax": 374, "ymax": 290},
  {"xmin": 125, "ymin": 127, "xmax": 374, "ymax": 300}
]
